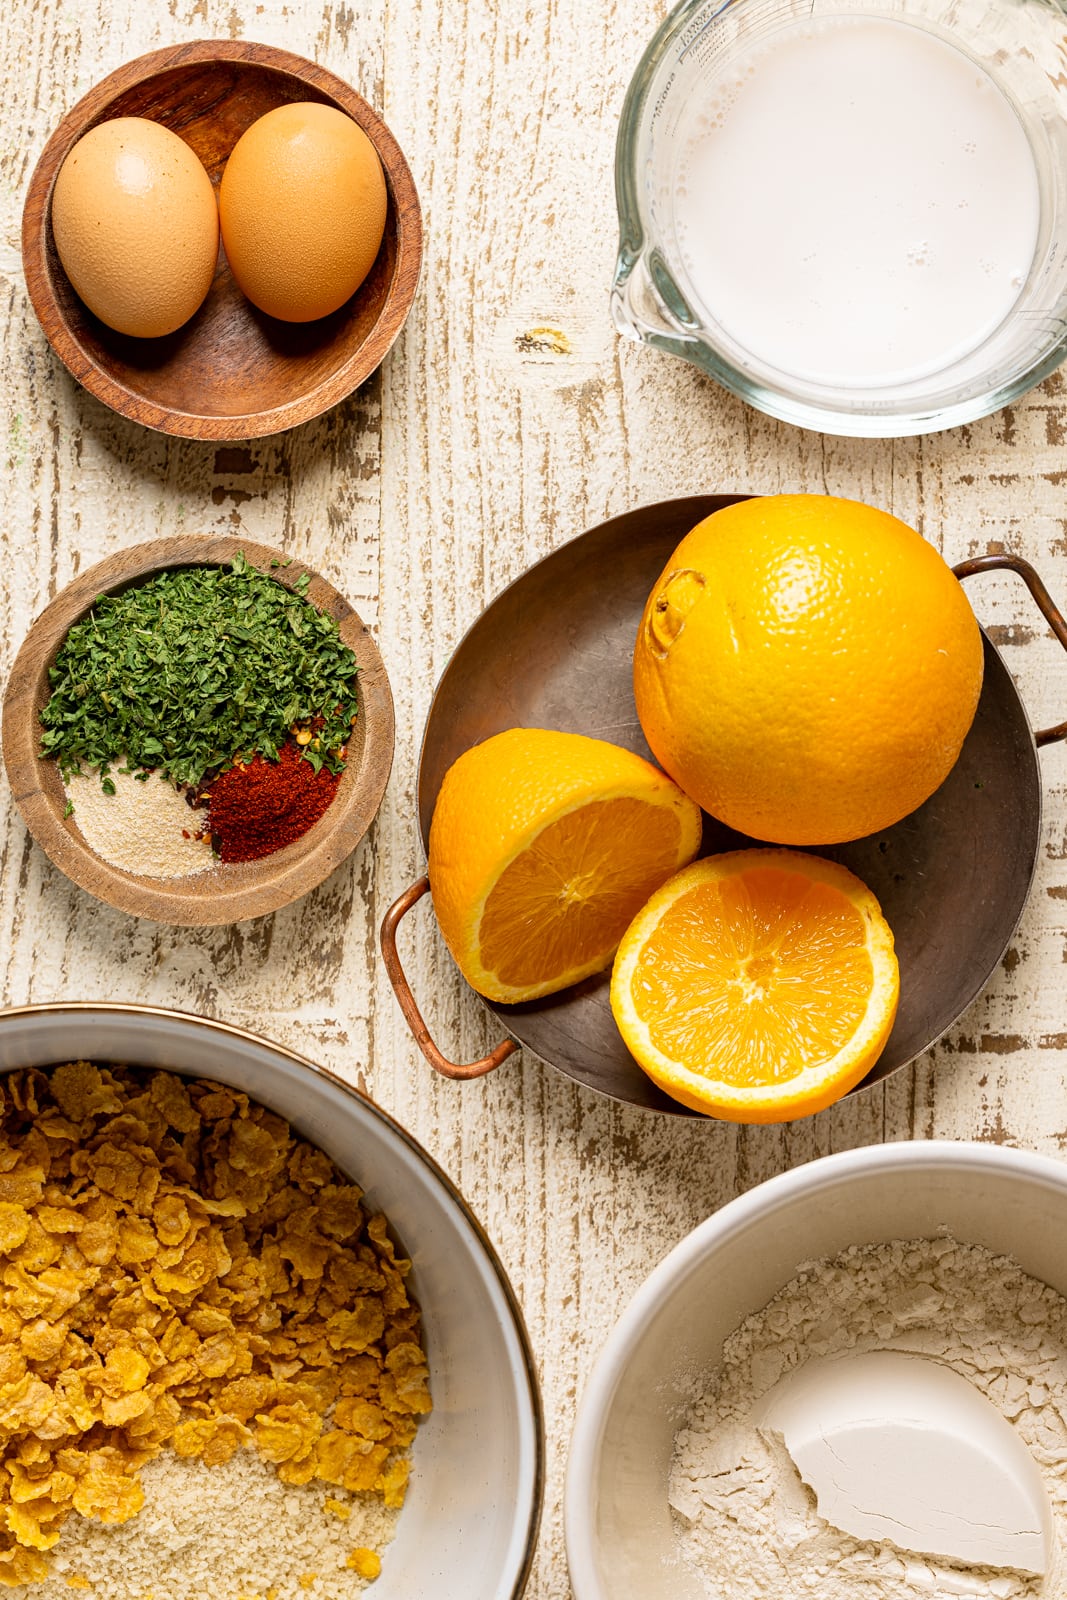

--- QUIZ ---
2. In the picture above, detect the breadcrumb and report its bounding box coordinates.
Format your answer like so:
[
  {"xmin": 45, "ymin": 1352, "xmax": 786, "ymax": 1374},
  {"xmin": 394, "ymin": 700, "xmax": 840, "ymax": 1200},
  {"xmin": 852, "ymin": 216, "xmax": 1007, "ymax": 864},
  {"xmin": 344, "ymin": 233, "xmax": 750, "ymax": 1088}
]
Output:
[{"xmin": 11, "ymin": 1450, "xmax": 396, "ymax": 1600}]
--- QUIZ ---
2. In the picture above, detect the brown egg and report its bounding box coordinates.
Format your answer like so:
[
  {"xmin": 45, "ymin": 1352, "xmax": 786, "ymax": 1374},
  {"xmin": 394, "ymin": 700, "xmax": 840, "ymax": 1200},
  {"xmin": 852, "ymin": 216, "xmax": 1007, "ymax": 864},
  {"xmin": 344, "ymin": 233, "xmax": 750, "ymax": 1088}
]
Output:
[
  {"xmin": 51, "ymin": 117, "xmax": 219, "ymax": 339},
  {"xmin": 219, "ymin": 102, "xmax": 387, "ymax": 323}
]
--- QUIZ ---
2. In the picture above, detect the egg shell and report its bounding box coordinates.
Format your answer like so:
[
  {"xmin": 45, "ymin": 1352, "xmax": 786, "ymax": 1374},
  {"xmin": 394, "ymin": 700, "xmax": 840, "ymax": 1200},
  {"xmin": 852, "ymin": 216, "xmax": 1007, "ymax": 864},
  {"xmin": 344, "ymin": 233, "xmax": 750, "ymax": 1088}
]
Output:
[
  {"xmin": 51, "ymin": 117, "xmax": 219, "ymax": 340},
  {"xmin": 219, "ymin": 102, "xmax": 387, "ymax": 323}
]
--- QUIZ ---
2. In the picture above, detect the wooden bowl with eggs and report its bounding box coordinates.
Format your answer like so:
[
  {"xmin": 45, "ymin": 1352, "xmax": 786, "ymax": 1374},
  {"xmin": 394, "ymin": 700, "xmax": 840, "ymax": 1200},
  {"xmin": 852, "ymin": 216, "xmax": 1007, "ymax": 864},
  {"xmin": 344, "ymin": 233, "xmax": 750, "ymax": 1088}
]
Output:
[{"xmin": 21, "ymin": 41, "xmax": 422, "ymax": 440}]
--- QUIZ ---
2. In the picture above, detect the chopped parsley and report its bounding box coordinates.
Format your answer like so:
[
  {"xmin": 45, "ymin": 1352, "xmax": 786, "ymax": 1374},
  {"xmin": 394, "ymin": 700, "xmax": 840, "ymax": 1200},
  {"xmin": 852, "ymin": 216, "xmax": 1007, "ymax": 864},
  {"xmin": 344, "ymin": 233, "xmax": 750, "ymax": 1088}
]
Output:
[{"xmin": 40, "ymin": 553, "xmax": 359, "ymax": 789}]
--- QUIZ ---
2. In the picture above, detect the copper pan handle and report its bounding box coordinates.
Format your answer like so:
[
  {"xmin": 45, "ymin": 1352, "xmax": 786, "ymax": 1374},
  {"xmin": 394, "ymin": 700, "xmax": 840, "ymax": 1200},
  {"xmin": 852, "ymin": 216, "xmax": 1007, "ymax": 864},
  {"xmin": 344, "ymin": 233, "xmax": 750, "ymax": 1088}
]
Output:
[
  {"xmin": 380, "ymin": 877, "xmax": 520, "ymax": 1080},
  {"xmin": 954, "ymin": 553, "xmax": 1067, "ymax": 747}
]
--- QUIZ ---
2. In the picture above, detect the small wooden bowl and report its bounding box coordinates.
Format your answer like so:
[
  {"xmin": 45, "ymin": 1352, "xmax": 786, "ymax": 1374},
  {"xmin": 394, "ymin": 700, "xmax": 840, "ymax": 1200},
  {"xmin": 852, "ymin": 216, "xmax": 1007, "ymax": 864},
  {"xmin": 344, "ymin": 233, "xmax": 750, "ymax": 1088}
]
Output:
[
  {"xmin": 2, "ymin": 536, "xmax": 394, "ymax": 925},
  {"xmin": 21, "ymin": 41, "xmax": 422, "ymax": 439}
]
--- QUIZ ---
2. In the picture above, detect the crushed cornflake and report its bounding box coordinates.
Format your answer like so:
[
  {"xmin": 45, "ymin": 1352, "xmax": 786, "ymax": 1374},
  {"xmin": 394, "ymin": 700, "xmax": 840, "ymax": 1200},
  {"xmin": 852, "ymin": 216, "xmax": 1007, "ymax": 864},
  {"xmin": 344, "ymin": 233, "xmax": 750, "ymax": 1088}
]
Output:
[{"xmin": 0, "ymin": 1064, "xmax": 431, "ymax": 1590}]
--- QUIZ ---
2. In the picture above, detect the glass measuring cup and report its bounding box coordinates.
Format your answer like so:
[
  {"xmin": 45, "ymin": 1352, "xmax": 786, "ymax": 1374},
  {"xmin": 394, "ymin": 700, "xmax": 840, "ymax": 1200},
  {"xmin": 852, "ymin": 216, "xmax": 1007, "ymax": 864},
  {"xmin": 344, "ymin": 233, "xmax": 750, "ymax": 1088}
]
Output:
[{"xmin": 613, "ymin": 0, "xmax": 1067, "ymax": 436}]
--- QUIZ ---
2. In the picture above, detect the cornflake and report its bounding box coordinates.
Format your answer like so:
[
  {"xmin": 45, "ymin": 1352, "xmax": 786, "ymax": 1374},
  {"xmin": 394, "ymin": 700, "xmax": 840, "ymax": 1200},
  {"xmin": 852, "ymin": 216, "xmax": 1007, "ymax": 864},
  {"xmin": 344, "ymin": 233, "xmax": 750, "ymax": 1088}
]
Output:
[{"xmin": 0, "ymin": 1065, "xmax": 431, "ymax": 1586}]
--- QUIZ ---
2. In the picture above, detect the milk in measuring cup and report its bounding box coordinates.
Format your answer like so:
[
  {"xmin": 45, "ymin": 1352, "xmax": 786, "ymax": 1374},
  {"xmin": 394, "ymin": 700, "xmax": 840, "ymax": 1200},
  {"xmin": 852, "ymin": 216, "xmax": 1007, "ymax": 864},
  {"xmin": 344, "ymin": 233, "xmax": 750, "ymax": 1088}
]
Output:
[{"xmin": 672, "ymin": 16, "xmax": 1041, "ymax": 388}]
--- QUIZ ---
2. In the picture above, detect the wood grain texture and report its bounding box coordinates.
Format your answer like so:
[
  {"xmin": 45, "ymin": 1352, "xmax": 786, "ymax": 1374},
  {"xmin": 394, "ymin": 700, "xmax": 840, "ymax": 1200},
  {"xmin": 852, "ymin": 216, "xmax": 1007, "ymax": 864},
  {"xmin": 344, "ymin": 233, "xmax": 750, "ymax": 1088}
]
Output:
[
  {"xmin": 22, "ymin": 41, "xmax": 422, "ymax": 438},
  {"xmin": 2, "ymin": 533, "xmax": 394, "ymax": 925},
  {"xmin": 3, "ymin": 1, "xmax": 1067, "ymax": 1595}
]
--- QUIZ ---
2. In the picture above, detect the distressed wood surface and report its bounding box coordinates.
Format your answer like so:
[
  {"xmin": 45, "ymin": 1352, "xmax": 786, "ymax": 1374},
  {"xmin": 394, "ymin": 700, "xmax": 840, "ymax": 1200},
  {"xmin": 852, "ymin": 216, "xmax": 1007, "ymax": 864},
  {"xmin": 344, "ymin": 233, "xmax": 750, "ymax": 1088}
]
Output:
[{"xmin": 3, "ymin": 2, "xmax": 1067, "ymax": 1594}]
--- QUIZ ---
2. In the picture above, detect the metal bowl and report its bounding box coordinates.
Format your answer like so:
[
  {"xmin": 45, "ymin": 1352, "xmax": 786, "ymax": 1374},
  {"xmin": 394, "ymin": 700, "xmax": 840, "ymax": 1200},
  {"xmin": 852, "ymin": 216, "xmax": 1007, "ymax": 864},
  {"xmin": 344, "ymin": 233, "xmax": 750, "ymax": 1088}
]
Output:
[
  {"xmin": 383, "ymin": 495, "xmax": 1067, "ymax": 1115},
  {"xmin": 0, "ymin": 1002, "xmax": 543, "ymax": 1598}
]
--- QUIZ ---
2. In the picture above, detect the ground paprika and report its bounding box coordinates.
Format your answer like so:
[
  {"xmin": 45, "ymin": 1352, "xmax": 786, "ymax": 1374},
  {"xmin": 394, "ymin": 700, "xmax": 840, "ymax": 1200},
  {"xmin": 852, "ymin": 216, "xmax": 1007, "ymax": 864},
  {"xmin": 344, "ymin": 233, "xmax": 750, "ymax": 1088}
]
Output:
[{"xmin": 203, "ymin": 740, "xmax": 342, "ymax": 863}]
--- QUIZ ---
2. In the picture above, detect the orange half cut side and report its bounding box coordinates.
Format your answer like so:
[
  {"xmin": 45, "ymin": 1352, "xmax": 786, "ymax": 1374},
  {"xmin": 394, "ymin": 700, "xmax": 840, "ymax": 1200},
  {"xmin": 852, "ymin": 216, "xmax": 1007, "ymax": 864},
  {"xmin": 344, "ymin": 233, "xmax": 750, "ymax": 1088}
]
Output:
[
  {"xmin": 427, "ymin": 728, "xmax": 704, "ymax": 1003},
  {"xmin": 610, "ymin": 849, "xmax": 899, "ymax": 1122},
  {"xmin": 478, "ymin": 794, "xmax": 695, "ymax": 992}
]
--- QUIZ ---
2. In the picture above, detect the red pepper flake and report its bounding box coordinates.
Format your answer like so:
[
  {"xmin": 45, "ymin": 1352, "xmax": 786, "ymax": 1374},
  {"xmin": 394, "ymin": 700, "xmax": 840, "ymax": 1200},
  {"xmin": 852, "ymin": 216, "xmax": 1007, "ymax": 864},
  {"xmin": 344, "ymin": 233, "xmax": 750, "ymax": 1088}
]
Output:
[{"xmin": 206, "ymin": 741, "xmax": 342, "ymax": 863}]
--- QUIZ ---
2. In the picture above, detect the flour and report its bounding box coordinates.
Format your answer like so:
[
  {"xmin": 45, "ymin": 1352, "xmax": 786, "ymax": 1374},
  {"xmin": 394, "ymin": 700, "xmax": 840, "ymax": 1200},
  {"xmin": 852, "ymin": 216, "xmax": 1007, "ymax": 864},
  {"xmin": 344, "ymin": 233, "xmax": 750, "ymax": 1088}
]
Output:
[{"xmin": 670, "ymin": 1238, "xmax": 1067, "ymax": 1598}]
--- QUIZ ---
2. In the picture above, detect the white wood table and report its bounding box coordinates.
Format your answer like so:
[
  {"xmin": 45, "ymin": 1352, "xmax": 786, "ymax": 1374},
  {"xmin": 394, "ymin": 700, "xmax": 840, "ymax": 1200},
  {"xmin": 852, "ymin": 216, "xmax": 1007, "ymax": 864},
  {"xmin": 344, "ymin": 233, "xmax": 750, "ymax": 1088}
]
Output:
[{"xmin": 4, "ymin": 3, "xmax": 1067, "ymax": 1594}]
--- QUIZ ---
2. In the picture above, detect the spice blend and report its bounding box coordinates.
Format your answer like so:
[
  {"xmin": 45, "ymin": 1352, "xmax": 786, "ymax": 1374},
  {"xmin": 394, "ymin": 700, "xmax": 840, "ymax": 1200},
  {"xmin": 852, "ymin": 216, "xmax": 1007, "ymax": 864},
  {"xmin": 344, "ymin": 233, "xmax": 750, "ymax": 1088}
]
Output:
[
  {"xmin": 42, "ymin": 555, "xmax": 361, "ymax": 874},
  {"xmin": 203, "ymin": 740, "xmax": 343, "ymax": 864},
  {"xmin": 0, "ymin": 1061, "xmax": 431, "ymax": 1588}
]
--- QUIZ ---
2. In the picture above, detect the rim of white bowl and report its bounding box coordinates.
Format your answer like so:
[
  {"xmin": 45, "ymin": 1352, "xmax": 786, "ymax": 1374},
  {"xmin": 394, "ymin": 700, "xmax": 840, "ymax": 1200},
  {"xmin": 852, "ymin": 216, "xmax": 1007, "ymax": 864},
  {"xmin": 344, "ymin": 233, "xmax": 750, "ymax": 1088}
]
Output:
[
  {"xmin": 0, "ymin": 1000, "xmax": 545, "ymax": 1600},
  {"xmin": 564, "ymin": 1139, "xmax": 1067, "ymax": 1598}
]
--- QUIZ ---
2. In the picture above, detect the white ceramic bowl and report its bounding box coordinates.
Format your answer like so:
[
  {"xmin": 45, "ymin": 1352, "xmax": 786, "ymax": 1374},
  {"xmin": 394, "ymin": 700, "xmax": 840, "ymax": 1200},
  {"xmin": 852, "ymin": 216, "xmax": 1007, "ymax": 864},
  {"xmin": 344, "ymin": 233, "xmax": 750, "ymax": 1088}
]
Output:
[
  {"xmin": 565, "ymin": 1141, "xmax": 1067, "ymax": 1598},
  {"xmin": 0, "ymin": 1002, "xmax": 542, "ymax": 1600}
]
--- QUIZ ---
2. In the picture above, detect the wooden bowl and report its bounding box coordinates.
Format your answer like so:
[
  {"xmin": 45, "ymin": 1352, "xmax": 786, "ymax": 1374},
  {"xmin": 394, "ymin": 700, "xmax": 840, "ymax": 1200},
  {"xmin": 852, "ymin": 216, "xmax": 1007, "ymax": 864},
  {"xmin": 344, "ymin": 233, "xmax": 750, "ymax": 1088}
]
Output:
[
  {"xmin": 21, "ymin": 41, "xmax": 422, "ymax": 439},
  {"xmin": 2, "ymin": 536, "xmax": 394, "ymax": 925}
]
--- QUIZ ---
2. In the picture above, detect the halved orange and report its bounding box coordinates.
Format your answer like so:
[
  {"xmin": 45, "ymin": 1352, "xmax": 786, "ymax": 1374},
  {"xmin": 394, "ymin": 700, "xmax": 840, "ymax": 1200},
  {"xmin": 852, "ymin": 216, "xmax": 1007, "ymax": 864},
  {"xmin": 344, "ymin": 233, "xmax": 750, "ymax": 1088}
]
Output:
[
  {"xmin": 610, "ymin": 850, "xmax": 899, "ymax": 1123},
  {"xmin": 428, "ymin": 728, "xmax": 703, "ymax": 1003}
]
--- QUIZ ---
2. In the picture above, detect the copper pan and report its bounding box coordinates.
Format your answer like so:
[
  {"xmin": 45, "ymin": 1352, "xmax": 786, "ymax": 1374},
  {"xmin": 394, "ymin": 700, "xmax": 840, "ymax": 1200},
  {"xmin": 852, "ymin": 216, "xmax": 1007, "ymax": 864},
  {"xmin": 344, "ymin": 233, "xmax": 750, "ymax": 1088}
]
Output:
[{"xmin": 383, "ymin": 496, "xmax": 1067, "ymax": 1116}]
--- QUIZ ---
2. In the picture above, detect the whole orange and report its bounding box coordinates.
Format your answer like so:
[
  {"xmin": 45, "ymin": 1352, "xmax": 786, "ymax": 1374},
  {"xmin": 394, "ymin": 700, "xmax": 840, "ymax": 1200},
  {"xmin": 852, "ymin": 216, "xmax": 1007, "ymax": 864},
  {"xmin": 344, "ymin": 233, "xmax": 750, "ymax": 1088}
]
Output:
[{"xmin": 632, "ymin": 495, "xmax": 984, "ymax": 845}]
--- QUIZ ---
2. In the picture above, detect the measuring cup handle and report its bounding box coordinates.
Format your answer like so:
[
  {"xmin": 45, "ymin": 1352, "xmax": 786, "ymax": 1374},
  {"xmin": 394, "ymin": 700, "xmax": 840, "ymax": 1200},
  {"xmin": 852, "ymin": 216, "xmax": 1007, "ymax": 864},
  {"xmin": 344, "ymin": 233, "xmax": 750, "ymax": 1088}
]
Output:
[
  {"xmin": 611, "ymin": 248, "xmax": 694, "ymax": 345},
  {"xmin": 954, "ymin": 553, "xmax": 1067, "ymax": 745},
  {"xmin": 380, "ymin": 877, "xmax": 520, "ymax": 1081}
]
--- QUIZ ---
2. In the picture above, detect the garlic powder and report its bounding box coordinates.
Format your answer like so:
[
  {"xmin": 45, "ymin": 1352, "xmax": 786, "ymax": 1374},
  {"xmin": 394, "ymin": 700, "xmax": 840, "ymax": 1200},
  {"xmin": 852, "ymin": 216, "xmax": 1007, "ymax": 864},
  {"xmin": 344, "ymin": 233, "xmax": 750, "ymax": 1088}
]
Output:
[{"xmin": 64, "ymin": 766, "xmax": 214, "ymax": 879}]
